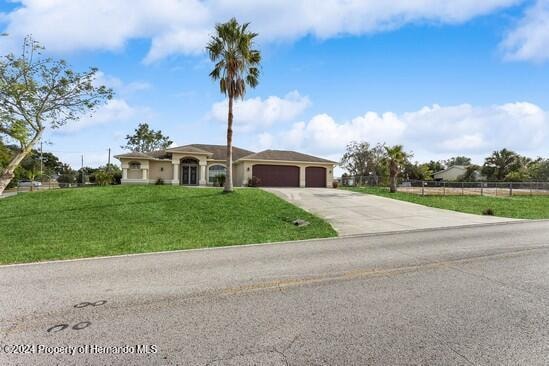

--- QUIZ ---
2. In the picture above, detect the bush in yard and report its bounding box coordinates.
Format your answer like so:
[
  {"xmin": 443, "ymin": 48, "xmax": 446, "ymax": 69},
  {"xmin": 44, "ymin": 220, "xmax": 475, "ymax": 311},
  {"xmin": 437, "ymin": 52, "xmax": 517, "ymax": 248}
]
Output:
[
  {"xmin": 248, "ymin": 176, "xmax": 261, "ymax": 187},
  {"xmin": 482, "ymin": 208, "xmax": 495, "ymax": 216},
  {"xmin": 57, "ymin": 174, "xmax": 76, "ymax": 184},
  {"xmin": 155, "ymin": 178, "xmax": 165, "ymax": 185},
  {"xmin": 112, "ymin": 171, "xmax": 122, "ymax": 185},
  {"xmin": 94, "ymin": 170, "xmax": 113, "ymax": 186},
  {"xmin": 214, "ymin": 174, "xmax": 226, "ymax": 187}
]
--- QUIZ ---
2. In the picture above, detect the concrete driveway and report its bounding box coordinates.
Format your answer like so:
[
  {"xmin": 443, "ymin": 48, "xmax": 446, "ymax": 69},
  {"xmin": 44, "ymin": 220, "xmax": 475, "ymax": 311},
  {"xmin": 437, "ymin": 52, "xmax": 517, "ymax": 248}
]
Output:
[{"xmin": 265, "ymin": 188, "xmax": 518, "ymax": 236}]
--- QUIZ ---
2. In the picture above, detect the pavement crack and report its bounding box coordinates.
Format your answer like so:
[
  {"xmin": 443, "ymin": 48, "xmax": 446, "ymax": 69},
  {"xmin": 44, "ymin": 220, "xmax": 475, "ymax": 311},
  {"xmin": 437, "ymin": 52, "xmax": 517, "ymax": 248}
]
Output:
[
  {"xmin": 446, "ymin": 344, "xmax": 475, "ymax": 365},
  {"xmin": 273, "ymin": 348, "xmax": 290, "ymax": 366},
  {"xmin": 282, "ymin": 334, "xmax": 300, "ymax": 352}
]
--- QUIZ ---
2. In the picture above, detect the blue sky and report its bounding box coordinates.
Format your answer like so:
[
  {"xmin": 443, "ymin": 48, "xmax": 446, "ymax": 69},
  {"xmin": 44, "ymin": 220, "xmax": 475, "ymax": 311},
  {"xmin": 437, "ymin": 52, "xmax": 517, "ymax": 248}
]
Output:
[{"xmin": 0, "ymin": 0, "xmax": 548, "ymax": 172}]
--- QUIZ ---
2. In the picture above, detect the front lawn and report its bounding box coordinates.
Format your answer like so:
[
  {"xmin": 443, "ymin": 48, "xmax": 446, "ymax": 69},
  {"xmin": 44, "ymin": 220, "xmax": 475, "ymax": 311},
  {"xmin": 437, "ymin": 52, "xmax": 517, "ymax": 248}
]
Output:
[
  {"xmin": 0, "ymin": 186, "xmax": 336, "ymax": 264},
  {"xmin": 345, "ymin": 186, "xmax": 549, "ymax": 219}
]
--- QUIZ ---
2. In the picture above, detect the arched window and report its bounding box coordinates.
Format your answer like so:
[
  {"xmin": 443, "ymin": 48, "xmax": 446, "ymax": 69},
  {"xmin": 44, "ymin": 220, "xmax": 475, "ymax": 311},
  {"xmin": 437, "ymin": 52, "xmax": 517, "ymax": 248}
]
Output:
[
  {"xmin": 129, "ymin": 161, "xmax": 141, "ymax": 169},
  {"xmin": 208, "ymin": 165, "xmax": 226, "ymax": 184}
]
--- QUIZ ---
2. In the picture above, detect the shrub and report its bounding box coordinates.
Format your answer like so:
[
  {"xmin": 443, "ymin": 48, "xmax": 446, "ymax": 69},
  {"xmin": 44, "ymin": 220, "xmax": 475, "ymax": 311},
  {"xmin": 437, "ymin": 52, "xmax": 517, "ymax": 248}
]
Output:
[
  {"xmin": 332, "ymin": 180, "xmax": 339, "ymax": 188},
  {"xmin": 155, "ymin": 178, "xmax": 165, "ymax": 185},
  {"xmin": 214, "ymin": 174, "xmax": 226, "ymax": 187},
  {"xmin": 57, "ymin": 174, "xmax": 76, "ymax": 184},
  {"xmin": 112, "ymin": 172, "xmax": 122, "ymax": 185},
  {"xmin": 482, "ymin": 208, "xmax": 495, "ymax": 216},
  {"xmin": 94, "ymin": 170, "xmax": 113, "ymax": 186},
  {"xmin": 248, "ymin": 176, "xmax": 261, "ymax": 187}
]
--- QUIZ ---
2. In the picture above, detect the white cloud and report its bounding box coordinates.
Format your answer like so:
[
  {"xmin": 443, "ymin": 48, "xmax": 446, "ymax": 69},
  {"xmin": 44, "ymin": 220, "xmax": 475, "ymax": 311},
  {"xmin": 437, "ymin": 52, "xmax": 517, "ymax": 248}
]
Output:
[
  {"xmin": 209, "ymin": 90, "xmax": 310, "ymax": 131},
  {"xmin": 93, "ymin": 71, "xmax": 152, "ymax": 95},
  {"xmin": 59, "ymin": 99, "xmax": 140, "ymax": 132},
  {"xmin": 281, "ymin": 111, "xmax": 406, "ymax": 153},
  {"xmin": 255, "ymin": 132, "xmax": 274, "ymax": 150},
  {"xmin": 0, "ymin": 0, "xmax": 209, "ymax": 62},
  {"xmin": 266, "ymin": 101, "xmax": 548, "ymax": 163},
  {"xmin": 0, "ymin": 0, "xmax": 520, "ymax": 62},
  {"xmin": 501, "ymin": 0, "xmax": 549, "ymax": 62}
]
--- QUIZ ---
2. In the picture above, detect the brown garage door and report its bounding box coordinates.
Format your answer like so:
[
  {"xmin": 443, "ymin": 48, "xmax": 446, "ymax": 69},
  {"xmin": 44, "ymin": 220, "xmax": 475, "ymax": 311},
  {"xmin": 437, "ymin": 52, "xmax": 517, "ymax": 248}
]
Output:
[
  {"xmin": 306, "ymin": 167, "xmax": 326, "ymax": 187},
  {"xmin": 252, "ymin": 165, "xmax": 300, "ymax": 187}
]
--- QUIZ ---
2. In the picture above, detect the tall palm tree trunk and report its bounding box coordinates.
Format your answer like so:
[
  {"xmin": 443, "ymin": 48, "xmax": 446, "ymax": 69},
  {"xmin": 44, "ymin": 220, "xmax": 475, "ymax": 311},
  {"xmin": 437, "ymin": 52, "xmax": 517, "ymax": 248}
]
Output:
[
  {"xmin": 224, "ymin": 94, "xmax": 234, "ymax": 192},
  {"xmin": 389, "ymin": 163, "xmax": 398, "ymax": 193},
  {"xmin": 389, "ymin": 175, "xmax": 397, "ymax": 193}
]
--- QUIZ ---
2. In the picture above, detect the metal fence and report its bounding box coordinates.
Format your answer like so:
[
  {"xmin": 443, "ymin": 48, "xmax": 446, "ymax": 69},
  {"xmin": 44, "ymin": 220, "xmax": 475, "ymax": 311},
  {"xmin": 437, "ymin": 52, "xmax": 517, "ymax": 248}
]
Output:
[
  {"xmin": 338, "ymin": 176, "xmax": 549, "ymax": 197},
  {"xmin": 399, "ymin": 180, "xmax": 549, "ymax": 197},
  {"xmin": 6, "ymin": 182, "xmax": 98, "ymax": 194}
]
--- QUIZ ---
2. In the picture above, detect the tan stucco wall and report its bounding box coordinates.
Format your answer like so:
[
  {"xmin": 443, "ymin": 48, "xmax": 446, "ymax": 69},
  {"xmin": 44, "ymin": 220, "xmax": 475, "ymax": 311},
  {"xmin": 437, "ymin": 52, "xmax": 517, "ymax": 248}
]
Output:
[
  {"xmin": 149, "ymin": 161, "xmax": 173, "ymax": 181},
  {"xmin": 118, "ymin": 156, "xmax": 335, "ymax": 187},
  {"xmin": 127, "ymin": 169, "xmax": 141, "ymax": 180},
  {"xmin": 233, "ymin": 162, "xmax": 245, "ymax": 187},
  {"xmin": 121, "ymin": 159, "xmax": 150, "ymax": 182}
]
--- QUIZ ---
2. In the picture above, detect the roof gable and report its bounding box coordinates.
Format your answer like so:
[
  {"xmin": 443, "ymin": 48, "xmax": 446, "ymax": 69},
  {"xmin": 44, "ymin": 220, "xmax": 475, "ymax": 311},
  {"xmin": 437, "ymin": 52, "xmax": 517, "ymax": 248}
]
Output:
[
  {"xmin": 113, "ymin": 151, "xmax": 155, "ymax": 159},
  {"xmin": 188, "ymin": 144, "xmax": 255, "ymax": 161},
  {"xmin": 165, "ymin": 145, "xmax": 213, "ymax": 155}
]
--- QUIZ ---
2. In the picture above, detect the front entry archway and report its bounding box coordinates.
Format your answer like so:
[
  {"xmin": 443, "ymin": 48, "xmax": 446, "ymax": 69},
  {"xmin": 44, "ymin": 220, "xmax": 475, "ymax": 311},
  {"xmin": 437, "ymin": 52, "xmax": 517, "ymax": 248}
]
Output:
[{"xmin": 180, "ymin": 158, "xmax": 199, "ymax": 185}]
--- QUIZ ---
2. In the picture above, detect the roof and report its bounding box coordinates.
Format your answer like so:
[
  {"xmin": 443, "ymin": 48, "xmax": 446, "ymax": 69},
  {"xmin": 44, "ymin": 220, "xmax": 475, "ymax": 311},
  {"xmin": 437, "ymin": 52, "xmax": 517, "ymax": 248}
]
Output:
[
  {"xmin": 239, "ymin": 150, "xmax": 336, "ymax": 164},
  {"xmin": 113, "ymin": 151, "xmax": 156, "ymax": 159},
  {"xmin": 115, "ymin": 144, "xmax": 255, "ymax": 161},
  {"xmin": 186, "ymin": 144, "xmax": 255, "ymax": 161},
  {"xmin": 165, "ymin": 145, "xmax": 213, "ymax": 155},
  {"xmin": 115, "ymin": 145, "xmax": 335, "ymax": 164},
  {"xmin": 433, "ymin": 165, "xmax": 468, "ymax": 176}
]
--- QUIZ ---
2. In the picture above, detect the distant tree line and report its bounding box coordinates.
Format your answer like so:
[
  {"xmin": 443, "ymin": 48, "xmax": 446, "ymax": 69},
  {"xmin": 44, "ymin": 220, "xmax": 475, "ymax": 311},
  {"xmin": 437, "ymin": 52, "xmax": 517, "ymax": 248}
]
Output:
[
  {"xmin": 0, "ymin": 138, "xmax": 121, "ymax": 188},
  {"xmin": 340, "ymin": 141, "xmax": 549, "ymax": 185}
]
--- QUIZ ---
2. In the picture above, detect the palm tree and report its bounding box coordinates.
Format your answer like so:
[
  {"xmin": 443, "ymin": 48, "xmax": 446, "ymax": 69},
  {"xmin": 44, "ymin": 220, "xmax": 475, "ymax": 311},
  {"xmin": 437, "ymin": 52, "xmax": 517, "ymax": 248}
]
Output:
[
  {"xmin": 483, "ymin": 148, "xmax": 518, "ymax": 181},
  {"xmin": 206, "ymin": 18, "xmax": 261, "ymax": 192},
  {"xmin": 385, "ymin": 145, "xmax": 409, "ymax": 193}
]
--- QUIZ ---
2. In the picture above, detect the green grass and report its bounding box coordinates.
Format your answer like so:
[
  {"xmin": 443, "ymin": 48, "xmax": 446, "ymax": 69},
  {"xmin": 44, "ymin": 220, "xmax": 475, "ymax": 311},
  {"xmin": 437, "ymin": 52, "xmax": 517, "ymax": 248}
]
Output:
[
  {"xmin": 345, "ymin": 186, "xmax": 549, "ymax": 219},
  {"xmin": 0, "ymin": 186, "xmax": 336, "ymax": 264}
]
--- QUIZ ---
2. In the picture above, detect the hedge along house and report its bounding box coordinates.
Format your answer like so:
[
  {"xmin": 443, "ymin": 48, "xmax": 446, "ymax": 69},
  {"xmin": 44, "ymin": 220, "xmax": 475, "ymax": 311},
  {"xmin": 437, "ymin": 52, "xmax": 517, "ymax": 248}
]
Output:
[{"xmin": 114, "ymin": 144, "xmax": 336, "ymax": 187}]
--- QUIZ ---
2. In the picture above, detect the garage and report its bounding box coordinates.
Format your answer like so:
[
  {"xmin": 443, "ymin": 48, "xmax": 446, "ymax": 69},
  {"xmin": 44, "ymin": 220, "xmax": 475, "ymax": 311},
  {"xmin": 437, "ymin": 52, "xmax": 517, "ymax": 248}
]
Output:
[
  {"xmin": 305, "ymin": 167, "xmax": 326, "ymax": 187},
  {"xmin": 252, "ymin": 165, "xmax": 300, "ymax": 187}
]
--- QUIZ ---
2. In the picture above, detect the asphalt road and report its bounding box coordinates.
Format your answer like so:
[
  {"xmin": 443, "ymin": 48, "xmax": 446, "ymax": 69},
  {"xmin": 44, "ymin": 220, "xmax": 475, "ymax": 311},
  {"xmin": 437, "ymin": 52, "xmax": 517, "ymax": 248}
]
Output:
[{"xmin": 1, "ymin": 221, "xmax": 548, "ymax": 365}]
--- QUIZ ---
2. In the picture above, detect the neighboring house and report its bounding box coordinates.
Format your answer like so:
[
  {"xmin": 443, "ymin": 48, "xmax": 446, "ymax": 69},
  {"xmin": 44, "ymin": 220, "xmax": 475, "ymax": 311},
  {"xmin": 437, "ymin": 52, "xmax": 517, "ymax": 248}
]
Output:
[
  {"xmin": 433, "ymin": 165, "xmax": 482, "ymax": 181},
  {"xmin": 114, "ymin": 144, "xmax": 336, "ymax": 187}
]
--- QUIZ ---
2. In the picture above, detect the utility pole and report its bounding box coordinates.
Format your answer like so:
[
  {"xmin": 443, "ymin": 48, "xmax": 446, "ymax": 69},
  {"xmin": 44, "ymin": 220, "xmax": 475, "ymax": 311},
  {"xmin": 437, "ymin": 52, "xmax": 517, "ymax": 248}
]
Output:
[{"xmin": 107, "ymin": 148, "xmax": 111, "ymax": 171}]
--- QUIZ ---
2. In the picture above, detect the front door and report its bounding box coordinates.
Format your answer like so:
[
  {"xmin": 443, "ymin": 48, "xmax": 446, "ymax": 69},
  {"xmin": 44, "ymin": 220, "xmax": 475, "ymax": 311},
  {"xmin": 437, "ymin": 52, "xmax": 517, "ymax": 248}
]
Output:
[
  {"xmin": 189, "ymin": 166, "xmax": 197, "ymax": 185},
  {"xmin": 181, "ymin": 165, "xmax": 198, "ymax": 185}
]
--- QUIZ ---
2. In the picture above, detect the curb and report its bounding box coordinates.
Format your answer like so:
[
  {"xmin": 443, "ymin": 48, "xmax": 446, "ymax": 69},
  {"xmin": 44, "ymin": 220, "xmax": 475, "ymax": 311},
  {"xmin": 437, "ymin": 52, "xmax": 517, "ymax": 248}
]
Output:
[{"xmin": 1, "ymin": 219, "xmax": 547, "ymax": 269}]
